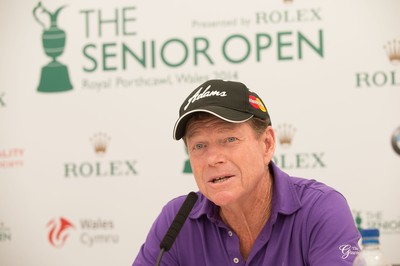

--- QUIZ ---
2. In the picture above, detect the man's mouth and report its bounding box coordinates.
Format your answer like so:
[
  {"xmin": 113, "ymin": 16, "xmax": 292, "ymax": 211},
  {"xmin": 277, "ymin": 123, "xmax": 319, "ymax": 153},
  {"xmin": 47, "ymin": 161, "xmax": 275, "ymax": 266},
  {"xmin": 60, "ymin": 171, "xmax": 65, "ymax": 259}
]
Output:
[{"xmin": 211, "ymin": 176, "xmax": 232, "ymax": 183}]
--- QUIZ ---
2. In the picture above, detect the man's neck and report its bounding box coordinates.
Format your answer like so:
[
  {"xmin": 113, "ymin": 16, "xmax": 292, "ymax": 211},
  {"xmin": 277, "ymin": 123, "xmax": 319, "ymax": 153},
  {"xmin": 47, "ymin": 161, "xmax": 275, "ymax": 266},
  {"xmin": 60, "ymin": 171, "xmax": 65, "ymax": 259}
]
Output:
[{"xmin": 219, "ymin": 173, "xmax": 274, "ymax": 260}]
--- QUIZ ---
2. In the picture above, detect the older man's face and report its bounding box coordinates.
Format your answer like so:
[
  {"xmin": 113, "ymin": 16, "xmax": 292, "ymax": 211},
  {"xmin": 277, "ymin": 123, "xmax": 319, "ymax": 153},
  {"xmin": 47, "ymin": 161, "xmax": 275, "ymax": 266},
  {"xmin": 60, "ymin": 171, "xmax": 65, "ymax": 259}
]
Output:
[{"xmin": 185, "ymin": 116, "xmax": 275, "ymax": 207}]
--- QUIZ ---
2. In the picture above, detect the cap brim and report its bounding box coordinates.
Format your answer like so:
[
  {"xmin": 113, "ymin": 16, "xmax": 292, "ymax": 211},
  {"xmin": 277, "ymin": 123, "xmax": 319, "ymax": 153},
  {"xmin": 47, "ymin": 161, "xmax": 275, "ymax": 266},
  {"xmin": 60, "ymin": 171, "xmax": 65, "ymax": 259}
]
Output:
[{"xmin": 173, "ymin": 106, "xmax": 254, "ymax": 140}]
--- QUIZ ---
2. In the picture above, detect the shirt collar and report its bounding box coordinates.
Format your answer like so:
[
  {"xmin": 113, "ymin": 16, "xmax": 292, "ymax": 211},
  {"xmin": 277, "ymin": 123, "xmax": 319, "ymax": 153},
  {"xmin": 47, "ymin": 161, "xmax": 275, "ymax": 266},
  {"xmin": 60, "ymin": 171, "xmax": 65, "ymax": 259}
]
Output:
[{"xmin": 269, "ymin": 161, "xmax": 302, "ymax": 215}]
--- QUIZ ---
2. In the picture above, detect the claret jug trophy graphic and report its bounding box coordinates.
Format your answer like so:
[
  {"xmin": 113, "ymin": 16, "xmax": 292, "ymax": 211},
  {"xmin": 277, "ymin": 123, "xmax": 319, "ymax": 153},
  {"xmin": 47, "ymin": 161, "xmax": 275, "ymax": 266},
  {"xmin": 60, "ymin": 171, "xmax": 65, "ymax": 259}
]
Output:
[{"xmin": 33, "ymin": 2, "xmax": 73, "ymax": 92}]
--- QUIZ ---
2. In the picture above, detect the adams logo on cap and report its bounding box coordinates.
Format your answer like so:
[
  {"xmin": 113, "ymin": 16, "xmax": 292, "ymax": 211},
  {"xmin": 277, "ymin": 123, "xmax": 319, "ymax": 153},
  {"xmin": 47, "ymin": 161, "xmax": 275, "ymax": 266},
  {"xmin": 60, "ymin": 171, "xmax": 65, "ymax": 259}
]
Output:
[
  {"xmin": 249, "ymin": 95, "xmax": 267, "ymax": 112},
  {"xmin": 173, "ymin": 79, "xmax": 271, "ymax": 140},
  {"xmin": 183, "ymin": 85, "xmax": 227, "ymax": 111}
]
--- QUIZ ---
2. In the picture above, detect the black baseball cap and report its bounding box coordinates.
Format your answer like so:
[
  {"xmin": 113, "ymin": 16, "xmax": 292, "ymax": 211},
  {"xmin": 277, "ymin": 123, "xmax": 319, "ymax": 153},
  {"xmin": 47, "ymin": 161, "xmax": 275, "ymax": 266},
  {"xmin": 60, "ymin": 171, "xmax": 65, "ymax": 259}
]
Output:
[{"xmin": 173, "ymin": 79, "xmax": 271, "ymax": 140}]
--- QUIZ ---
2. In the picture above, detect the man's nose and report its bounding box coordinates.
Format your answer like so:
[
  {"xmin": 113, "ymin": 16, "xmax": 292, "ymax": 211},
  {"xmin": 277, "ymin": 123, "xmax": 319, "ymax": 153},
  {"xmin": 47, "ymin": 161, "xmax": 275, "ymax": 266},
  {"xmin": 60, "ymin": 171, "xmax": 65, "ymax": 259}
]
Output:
[{"xmin": 206, "ymin": 145, "xmax": 227, "ymax": 166}]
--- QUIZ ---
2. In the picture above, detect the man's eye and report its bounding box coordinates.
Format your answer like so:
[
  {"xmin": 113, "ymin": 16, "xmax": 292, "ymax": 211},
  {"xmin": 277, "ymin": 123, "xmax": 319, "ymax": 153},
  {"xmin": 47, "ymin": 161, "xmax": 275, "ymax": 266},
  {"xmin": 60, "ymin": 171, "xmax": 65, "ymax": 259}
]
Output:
[
  {"xmin": 194, "ymin": 143, "xmax": 204, "ymax": 150},
  {"xmin": 227, "ymin": 137, "xmax": 237, "ymax": 143}
]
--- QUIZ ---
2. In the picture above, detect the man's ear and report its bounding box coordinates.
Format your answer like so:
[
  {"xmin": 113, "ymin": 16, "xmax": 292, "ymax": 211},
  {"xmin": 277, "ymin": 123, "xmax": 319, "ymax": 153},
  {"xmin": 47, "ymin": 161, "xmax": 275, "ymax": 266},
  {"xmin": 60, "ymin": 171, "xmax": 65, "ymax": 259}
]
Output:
[{"xmin": 263, "ymin": 126, "xmax": 276, "ymax": 164}]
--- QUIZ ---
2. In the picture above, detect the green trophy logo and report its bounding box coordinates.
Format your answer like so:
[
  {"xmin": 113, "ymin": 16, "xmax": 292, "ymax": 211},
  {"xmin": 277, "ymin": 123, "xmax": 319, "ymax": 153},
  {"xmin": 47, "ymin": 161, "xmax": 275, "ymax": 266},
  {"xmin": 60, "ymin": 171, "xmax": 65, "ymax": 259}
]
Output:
[
  {"xmin": 33, "ymin": 2, "xmax": 73, "ymax": 92},
  {"xmin": 183, "ymin": 146, "xmax": 192, "ymax": 174}
]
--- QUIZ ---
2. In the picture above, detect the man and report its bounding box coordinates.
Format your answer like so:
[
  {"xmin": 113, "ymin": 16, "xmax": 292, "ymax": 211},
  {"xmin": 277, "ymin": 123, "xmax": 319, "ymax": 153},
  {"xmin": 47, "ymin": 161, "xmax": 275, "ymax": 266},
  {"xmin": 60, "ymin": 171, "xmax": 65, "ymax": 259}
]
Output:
[{"xmin": 133, "ymin": 79, "xmax": 360, "ymax": 265}]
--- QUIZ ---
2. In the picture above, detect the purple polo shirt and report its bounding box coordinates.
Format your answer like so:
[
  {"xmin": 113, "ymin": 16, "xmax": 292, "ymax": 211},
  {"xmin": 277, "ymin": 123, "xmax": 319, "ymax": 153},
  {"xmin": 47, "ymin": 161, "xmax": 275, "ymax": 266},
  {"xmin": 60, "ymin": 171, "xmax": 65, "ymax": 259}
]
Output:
[{"xmin": 133, "ymin": 162, "xmax": 360, "ymax": 265}]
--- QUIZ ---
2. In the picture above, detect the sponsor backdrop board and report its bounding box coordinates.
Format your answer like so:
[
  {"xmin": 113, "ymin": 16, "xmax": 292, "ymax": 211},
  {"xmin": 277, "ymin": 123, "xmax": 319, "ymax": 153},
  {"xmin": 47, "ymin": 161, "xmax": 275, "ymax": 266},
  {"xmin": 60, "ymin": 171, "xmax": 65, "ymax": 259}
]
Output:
[{"xmin": 0, "ymin": 0, "xmax": 399, "ymax": 265}]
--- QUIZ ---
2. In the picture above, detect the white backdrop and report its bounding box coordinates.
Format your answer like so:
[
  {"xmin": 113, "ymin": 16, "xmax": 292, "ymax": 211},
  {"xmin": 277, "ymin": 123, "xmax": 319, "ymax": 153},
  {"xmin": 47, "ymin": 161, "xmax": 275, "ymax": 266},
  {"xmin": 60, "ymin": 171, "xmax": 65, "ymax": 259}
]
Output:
[{"xmin": 1, "ymin": 0, "xmax": 399, "ymax": 265}]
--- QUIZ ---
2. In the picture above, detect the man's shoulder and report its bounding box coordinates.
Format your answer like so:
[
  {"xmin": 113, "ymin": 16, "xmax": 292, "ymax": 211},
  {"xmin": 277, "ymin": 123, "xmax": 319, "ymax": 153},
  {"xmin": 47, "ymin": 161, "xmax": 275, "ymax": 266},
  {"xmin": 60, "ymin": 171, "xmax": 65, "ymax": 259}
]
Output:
[{"xmin": 290, "ymin": 175, "xmax": 336, "ymax": 194}]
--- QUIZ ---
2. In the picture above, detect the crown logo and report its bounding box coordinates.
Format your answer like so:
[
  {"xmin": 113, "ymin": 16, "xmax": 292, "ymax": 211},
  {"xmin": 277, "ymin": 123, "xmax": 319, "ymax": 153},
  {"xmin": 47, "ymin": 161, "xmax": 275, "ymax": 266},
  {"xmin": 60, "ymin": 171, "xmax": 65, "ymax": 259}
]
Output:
[
  {"xmin": 276, "ymin": 124, "xmax": 296, "ymax": 147},
  {"xmin": 384, "ymin": 39, "xmax": 400, "ymax": 64},
  {"xmin": 90, "ymin": 133, "xmax": 110, "ymax": 155},
  {"xmin": 283, "ymin": 0, "xmax": 294, "ymax": 4}
]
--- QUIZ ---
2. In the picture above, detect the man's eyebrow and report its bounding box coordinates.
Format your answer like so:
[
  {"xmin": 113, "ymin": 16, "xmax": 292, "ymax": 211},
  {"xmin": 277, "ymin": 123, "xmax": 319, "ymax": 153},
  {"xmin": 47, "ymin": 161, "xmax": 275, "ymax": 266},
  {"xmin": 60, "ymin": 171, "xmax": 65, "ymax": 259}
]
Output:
[{"xmin": 186, "ymin": 130, "xmax": 201, "ymax": 140}]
